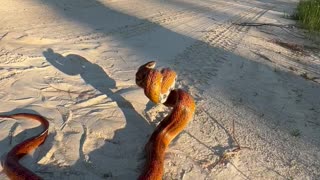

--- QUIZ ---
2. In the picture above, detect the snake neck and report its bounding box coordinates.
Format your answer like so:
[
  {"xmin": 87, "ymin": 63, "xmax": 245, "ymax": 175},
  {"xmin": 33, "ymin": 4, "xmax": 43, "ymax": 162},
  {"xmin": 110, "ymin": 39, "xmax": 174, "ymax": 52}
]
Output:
[
  {"xmin": 136, "ymin": 62, "xmax": 195, "ymax": 180},
  {"xmin": 139, "ymin": 89, "xmax": 195, "ymax": 180}
]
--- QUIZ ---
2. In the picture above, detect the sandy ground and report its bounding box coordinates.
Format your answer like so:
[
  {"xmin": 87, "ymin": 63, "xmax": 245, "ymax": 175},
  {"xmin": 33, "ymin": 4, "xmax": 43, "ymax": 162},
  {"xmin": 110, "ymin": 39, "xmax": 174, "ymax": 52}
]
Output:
[{"xmin": 0, "ymin": 0, "xmax": 320, "ymax": 179}]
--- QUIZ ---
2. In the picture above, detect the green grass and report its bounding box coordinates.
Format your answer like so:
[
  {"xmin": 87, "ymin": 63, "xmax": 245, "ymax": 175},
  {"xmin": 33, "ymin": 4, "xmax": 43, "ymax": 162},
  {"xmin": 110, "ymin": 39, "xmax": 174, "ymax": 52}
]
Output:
[
  {"xmin": 290, "ymin": 129, "xmax": 301, "ymax": 137},
  {"xmin": 294, "ymin": 0, "xmax": 320, "ymax": 32}
]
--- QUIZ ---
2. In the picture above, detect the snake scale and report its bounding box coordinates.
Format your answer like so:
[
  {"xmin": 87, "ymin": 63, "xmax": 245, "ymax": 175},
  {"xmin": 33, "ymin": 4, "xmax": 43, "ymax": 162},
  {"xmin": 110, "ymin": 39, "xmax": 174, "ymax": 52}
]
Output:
[{"xmin": 1, "ymin": 61, "xmax": 195, "ymax": 180}]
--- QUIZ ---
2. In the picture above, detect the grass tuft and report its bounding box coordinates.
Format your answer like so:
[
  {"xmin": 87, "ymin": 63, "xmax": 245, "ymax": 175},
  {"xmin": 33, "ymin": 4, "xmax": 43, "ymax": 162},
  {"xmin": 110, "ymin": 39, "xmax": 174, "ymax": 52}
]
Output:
[
  {"xmin": 294, "ymin": 0, "xmax": 320, "ymax": 32},
  {"xmin": 290, "ymin": 129, "xmax": 301, "ymax": 137}
]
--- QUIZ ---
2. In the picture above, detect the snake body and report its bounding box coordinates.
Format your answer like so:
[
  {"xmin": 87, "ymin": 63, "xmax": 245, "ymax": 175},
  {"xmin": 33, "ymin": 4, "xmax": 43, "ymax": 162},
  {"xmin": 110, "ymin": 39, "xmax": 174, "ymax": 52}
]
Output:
[
  {"xmin": 136, "ymin": 61, "xmax": 196, "ymax": 180},
  {"xmin": 2, "ymin": 61, "xmax": 194, "ymax": 180},
  {"xmin": 0, "ymin": 113, "xmax": 49, "ymax": 180}
]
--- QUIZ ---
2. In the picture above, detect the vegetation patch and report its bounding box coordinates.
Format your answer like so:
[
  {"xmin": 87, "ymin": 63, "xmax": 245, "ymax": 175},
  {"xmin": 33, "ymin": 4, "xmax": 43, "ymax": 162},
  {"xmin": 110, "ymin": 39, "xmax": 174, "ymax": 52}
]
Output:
[{"xmin": 294, "ymin": 0, "xmax": 320, "ymax": 32}]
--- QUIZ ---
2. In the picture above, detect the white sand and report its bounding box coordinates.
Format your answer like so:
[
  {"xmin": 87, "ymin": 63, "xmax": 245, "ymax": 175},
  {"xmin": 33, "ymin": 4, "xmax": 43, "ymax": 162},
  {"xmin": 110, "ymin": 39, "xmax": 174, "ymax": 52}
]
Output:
[{"xmin": 0, "ymin": 0, "xmax": 319, "ymax": 179}]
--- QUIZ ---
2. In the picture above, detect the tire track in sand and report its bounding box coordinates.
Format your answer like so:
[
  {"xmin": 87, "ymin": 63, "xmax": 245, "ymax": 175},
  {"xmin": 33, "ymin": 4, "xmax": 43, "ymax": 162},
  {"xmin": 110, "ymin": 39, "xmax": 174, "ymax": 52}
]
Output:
[
  {"xmin": 164, "ymin": 6, "xmax": 272, "ymax": 177},
  {"xmin": 66, "ymin": 1, "xmax": 235, "ymax": 42},
  {"xmin": 173, "ymin": 6, "xmax": 272, "ymax": 88}
]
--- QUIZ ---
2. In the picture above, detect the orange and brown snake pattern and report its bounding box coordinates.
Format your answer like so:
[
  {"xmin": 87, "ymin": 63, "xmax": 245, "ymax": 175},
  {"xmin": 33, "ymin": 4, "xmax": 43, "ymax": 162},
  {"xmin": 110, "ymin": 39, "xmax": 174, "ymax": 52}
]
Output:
[
  {"xmin": 2, "ymin": 61, "xmax": 194, "ymax": 180},
  {"xmin": 136, "ymin": 61, "xmax": 196, "ymax": 180},
  {"xmin": 0, "ymin": 113, "xmax": 49, "ymax": 180}
]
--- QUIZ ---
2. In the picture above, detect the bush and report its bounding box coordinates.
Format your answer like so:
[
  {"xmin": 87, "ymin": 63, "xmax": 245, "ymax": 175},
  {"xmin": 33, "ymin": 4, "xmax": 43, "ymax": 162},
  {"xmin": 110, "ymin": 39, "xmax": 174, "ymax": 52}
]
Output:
[{"xmin": 295, "ymin": 0, "xmax": 320, "ymax": 32}]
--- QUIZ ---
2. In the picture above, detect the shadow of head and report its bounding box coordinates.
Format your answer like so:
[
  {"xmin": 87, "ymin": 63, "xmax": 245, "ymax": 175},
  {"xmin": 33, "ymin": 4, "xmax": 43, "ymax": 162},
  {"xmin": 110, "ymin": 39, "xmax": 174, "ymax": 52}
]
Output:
[
  {"xmin": 43, "ymin": 48, "xmax": 86, "ymax": 76},
  {"xmin": 43, "ymin": 48, "xmax": 116, "ymax": 90}
]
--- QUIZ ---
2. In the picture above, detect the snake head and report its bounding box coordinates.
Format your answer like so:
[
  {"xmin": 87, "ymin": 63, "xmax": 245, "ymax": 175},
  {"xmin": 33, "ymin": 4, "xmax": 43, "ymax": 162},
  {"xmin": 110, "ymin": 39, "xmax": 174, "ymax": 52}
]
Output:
[{"xmin": 136, "ymin": 61, "xmax": 156, "ymax": 88}]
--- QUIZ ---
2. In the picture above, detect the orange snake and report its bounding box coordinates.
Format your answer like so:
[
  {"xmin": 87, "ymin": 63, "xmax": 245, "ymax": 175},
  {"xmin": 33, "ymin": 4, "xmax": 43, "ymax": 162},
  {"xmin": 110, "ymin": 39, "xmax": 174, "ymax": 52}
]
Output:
[
  {"xmin": 0, "ymin": 113, "xmax": 49, "ymax": 180},
  {"xmin": 136, "ymin": 61, "xmax": 196, "ymax": 180},
  {"xmin": 1, "ymin": 61, "xmax": 195, "ymax": 180}
]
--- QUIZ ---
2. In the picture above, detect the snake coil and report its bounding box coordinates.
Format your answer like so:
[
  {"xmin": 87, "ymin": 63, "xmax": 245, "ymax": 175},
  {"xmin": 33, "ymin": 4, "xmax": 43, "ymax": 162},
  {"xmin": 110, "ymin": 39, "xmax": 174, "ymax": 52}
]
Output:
[
  {"xmin": 2, "ymin": 61, "xmax": 195, "ymax": 180},
  {"xmin": 136, "ymin": 61, "xmax": 196, "ymax": 180}
]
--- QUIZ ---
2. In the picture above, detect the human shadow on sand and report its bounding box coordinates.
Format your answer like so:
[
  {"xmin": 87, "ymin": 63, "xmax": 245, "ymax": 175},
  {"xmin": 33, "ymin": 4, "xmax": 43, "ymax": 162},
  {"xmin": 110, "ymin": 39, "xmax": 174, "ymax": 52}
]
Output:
[
  {"xmin": 34, "ymin": 0, "xmax": 320, "ymax": 178},
  {"xmin": 42, "ymin": 48, "xmax": 152, "ymax": 179}
]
